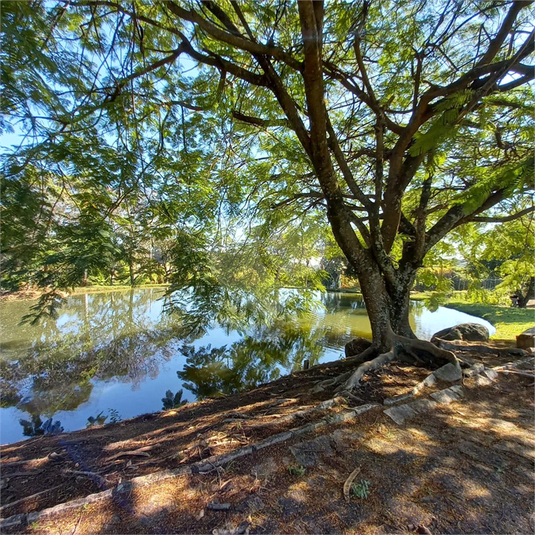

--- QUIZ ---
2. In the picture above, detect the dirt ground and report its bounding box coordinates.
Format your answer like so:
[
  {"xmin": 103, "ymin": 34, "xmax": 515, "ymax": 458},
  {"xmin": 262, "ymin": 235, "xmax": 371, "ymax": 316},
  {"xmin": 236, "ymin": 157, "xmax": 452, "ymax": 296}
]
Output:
[{"xmin": 0, "ymin": 344, "xmax": 533, "ymax": 534}]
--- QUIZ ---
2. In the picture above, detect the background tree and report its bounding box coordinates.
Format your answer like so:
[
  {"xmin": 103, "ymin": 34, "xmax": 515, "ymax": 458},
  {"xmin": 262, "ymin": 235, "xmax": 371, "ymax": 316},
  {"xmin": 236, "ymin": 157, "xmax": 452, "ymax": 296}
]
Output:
[{"xmin": 457, "ymin": 210, "xmax": 535, "ymax": 307}]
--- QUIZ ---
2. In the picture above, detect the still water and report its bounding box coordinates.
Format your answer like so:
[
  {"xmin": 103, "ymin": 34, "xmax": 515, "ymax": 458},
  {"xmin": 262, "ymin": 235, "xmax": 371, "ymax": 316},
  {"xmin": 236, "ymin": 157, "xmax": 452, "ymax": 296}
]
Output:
[{"xmin": 0, "ymin": 289, "xmax": 494, "ymax": 444}]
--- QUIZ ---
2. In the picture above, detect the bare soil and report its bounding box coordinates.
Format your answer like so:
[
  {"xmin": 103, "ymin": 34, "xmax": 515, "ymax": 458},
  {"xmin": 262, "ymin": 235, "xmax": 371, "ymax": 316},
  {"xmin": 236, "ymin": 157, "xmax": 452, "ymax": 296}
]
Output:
[{"xmin": 1, "ymin": 344, "xmax": 533, "ymax": 534}]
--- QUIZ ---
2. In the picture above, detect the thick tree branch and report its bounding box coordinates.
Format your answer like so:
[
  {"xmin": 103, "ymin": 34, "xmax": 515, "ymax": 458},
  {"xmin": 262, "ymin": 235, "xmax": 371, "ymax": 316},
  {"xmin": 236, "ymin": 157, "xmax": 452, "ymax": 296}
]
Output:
[
  {"xmin": 297, "ymin": 0, "xmax": 375, "ymax": 274},
  {"xmin": 425, "ymin": 188, "xmax": 510, "ymax": 253},
  {"xmin": 166, "ymin": 2, "xmax": 303, "ymax": 72},
  {"xmin": 476, "ymin": 1, "xmax": 530, "ymax": 67},
  {"xmin": 117, "ymin": 45, "xmax": 184, "ymax": 86},
  {"xmin": 270, "ymin": 191, "xmax": 323, "ymax": 210},
  {"xmin": 325, "ymin": 116, "xmax": 372, "ymax": 209},
  {"xmin": 177, "ymin": 34, "xmax": 268, "ymax": 87}
]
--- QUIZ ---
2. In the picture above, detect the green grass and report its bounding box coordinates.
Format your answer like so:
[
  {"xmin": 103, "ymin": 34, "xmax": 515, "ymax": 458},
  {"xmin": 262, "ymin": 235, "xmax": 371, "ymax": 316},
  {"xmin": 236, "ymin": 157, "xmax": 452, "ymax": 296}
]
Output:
[
  {"xmin": 288, "ymin": 465, "xmax": 306, "ymax": 476},
  {"xmin": 411, "ymin": 291, "xmax": 534, "ymax": 341},
  {"xmin": 444, "ymin": 301, "xmax": 534, "ymax": 341},
  {"xmin": 351, "ymin": 479, "xmax": 371, "ymax": 499},
  {"xmin": 410, "ymin": 290, "xmax": 466, "ymax": 301}
]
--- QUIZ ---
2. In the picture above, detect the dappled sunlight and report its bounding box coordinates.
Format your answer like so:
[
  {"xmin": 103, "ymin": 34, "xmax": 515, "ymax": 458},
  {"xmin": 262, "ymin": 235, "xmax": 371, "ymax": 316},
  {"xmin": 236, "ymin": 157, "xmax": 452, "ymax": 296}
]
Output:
[
  {"xmin": 26, "ymin": 503, "xmax": 110, "ymax": 535},
  {"xmin": 130, "ymin": 476, "xmax": 198, "ymax": 518},
  {"xmin": 4, "ymin": 369, "xmax": 533, "ymax": 534},
  {"xmin": 288, "ymin": 480, "xmax": 313, "ymax": 495}
]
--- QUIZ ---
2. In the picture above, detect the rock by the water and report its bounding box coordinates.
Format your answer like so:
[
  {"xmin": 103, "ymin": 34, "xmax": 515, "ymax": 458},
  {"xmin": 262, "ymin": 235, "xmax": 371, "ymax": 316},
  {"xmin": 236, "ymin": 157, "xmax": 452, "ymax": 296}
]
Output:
[
  {"xmin": 345, "ymin": 337, "xmax": 372, "ymax": 358},
  {"xmin": 431, "ymin": 323, "xmax": 489, "ymax": 344}
]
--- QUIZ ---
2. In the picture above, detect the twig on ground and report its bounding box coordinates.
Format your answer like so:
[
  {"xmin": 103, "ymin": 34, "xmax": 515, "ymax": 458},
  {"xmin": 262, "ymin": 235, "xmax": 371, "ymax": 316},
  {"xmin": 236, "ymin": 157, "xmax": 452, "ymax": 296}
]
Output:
[
  {"xmin": 496, "ymin": 369, "xmax": 534, "ymax": 378},
  {"xmin": 343, "ymin": 466, "xmax": 361, "ymax": 502},
  {"xmin": 106, "ymin": 447, "xmax": 152, "ymax": 461},
  {"xmin": 63, "ymin": 469, "xmax": 109, "ymax": 488}
]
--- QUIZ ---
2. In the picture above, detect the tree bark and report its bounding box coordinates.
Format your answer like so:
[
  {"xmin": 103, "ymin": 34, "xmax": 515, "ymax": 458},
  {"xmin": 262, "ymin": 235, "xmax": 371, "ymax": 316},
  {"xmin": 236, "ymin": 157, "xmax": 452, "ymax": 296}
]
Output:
[
  {"xmin": 129, "ymin": 260, "xmax": 135, "ymax": 287},
  {"xmin": 518, "ymin": 276, "xmax": 535, "ymax": 308},
  {"xmin": 352, "ymin": 254, "xmax": 418, "ymax": 349}
]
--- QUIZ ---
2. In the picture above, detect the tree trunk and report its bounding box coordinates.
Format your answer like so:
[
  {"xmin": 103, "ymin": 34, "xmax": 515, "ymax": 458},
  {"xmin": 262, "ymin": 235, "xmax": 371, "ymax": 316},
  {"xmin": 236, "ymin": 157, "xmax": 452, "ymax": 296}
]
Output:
[
  {"xmin": 518, "ymin": 276, "xmax": 535, "ymax": 308},
  {"xmin": 386, "ymin": 268, "xmax": 417, "ymax": 338},
  {"xmin": 129, "ymin": 260, "xmax": 135, "ymax": 287},
  {"xmin": 354, "ymin": 259, "xmax": 392, "ymax": 350},
  {"xmin": 348, "ymin": 253, "xmax": 417, "ymax": 348}
]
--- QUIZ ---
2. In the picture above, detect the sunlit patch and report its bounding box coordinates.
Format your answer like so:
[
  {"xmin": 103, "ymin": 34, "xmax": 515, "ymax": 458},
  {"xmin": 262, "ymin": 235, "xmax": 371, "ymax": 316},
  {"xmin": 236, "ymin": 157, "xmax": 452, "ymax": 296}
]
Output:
[
  {"xmin": 462, "ymin": 481, "xmax": 492, "ymax": 500},
  {"xmin": 288, "ymin": 480, "xmax": 311, "ymax": 495},
  {"xmin": 130, "ymin": 475, "xmax": 198, "ymax": 519}
]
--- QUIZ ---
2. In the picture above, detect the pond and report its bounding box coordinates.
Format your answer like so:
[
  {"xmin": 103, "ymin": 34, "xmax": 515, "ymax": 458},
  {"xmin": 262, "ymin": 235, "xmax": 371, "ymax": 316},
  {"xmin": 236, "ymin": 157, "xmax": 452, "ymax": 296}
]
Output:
[{"xmin": 0, "ymin": 289, "xmax": 494, "ymax": 445}]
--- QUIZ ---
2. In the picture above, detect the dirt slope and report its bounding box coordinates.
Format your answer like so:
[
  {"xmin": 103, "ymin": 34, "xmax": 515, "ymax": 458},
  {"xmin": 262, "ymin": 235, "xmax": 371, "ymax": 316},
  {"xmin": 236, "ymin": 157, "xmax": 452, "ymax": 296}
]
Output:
[{"xmin": 1, "ymin": 347, "xmax": 533, "ymax": 534}]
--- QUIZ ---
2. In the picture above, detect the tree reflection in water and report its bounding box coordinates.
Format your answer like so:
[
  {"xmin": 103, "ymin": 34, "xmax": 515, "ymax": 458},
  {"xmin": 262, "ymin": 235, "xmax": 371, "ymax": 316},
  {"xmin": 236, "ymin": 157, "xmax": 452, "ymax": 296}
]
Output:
[
  {"xmin": 177, "ymin": 319, "xmax": 329, "ymax": 399},
  {"xmin": 0, "ymin": 288, "xmax": 373, "ymax": 439},
  {"xmin": 19, "ymin": 415, "xmax": 64, "ymax": 437}
]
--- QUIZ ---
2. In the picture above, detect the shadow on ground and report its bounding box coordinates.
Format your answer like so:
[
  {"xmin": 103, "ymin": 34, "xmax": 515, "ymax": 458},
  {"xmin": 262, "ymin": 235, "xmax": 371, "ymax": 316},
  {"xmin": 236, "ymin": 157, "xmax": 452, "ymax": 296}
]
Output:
[{"xmin": 3, "ymin": 365, "xmax": 533, "ymax": 535}]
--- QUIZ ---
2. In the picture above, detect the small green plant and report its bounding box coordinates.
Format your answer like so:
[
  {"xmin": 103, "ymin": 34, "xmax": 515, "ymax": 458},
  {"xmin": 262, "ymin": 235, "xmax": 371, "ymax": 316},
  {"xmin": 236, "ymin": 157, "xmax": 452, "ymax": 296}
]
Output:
[
  {"xmin": 288, "ymin": 465, "xmax": 306, "ymax": 476},
  {"xmin": 351, "ymin": 479, "xmax": 371, "ymax": 499}
]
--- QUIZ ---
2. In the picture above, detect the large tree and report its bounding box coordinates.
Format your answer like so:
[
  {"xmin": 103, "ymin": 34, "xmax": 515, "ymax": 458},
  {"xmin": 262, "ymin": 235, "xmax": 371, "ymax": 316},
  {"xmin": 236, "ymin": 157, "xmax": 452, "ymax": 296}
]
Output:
[{"xmin": 2, "ymin": 1, "xmax": 534, "ymax": 389}]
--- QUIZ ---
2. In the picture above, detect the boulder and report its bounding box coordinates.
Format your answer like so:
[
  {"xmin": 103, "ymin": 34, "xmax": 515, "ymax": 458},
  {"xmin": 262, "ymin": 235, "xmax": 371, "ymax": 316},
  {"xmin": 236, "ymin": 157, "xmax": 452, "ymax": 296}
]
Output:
[
  {"xmin": 431, "ymin": 323, "xmax": 489, "ymax": 344},
  {"xmin": 345, "ymin": 337, "xmax": 372, "ymax": 358},
  {"xmin": 516, "ymin": 327, "xmax": 535, "ymax": 349}
]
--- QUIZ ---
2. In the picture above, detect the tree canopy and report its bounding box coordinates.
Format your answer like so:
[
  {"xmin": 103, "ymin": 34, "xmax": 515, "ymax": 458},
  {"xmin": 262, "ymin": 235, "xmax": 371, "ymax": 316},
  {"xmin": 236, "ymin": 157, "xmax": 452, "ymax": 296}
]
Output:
[{"xmin": 1, "ymin": 1, "xmax": 534, "ymax": 363}]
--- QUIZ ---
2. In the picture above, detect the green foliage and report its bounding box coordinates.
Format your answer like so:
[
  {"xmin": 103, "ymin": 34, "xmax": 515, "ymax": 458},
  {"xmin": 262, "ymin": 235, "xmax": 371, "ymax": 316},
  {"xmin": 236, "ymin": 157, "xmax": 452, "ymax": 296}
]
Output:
[
  {"xmin": 1, "ymin": 0, "xmax": 533, "ymax": 332},
  {"xmin": 288, "ymin": 465, "xmax": 306, "ymax": 476},
  {"xmin": 351, "ymin": 479, "xmax": 371, "ymax": 499},
  {"xmin": 464, "ymin": 286, "xmax": 509, "ymax": 306}
]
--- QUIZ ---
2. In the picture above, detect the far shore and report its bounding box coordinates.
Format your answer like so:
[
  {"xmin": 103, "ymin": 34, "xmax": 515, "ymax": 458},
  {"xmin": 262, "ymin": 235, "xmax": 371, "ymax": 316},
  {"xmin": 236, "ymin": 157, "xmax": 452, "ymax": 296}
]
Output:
[{"xmin": 0, "ymin": 284, "xmax": 170, "ymax": 301}]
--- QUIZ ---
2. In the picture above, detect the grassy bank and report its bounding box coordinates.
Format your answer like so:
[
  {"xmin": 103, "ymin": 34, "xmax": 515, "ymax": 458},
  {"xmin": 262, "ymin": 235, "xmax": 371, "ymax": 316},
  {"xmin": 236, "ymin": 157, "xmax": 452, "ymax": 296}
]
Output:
[
  {"xmin": 411, "ymin": 292, "xmax": 533, "ymax": 341},
  {"xmin": 1, "ymin": 284, "xmax": 170, "ymax": 301},
  {"xmin": 445, "ymin": 301, "xmax": 534, "ymax": 341},
  {"xmin": 72, "ymin": 283, "xmax": 169, "ymax": 294}
]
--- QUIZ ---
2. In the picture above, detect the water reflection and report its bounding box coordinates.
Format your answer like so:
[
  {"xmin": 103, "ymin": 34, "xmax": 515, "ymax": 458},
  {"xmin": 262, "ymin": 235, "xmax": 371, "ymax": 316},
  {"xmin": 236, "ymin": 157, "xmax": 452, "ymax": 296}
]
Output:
[
  {"xmin": 161, "ymin": 389, "xmax": 187, "ymax": 410},
  {"xmin": 86, "ymin": 409, "xmax": 121, "ymax": 428},
  {"xmin": 19, "ymin": 415, "xmax": 64, "ymax": 437},
  {"xmin": 0, "ymin": 289, "xmax": 494, "ymax": 444}
]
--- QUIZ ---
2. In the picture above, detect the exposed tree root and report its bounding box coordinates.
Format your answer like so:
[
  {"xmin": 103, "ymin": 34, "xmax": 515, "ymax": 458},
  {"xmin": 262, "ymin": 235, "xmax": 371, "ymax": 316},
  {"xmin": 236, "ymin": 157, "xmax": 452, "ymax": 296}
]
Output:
[
  {"xmin": 323, "ymin": 328, "xmax": 461, "ymax": 394},
  {"xmin": 341, "ymin": 350, "xmax": 395, "ymax": 391},
  {"xmin": 311, "ymin": 346, "xmax": 382, "ymax": 392}
]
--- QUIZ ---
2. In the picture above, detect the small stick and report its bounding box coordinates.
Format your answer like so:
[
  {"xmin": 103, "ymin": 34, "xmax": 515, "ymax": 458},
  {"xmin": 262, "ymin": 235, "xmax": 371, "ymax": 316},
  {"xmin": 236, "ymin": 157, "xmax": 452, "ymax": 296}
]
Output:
[
  {"xmin": 63, "ymin": 469, "xmax": 109, "ymax": 488},
  {"xmin": 107, "ymin": 447, "xmax": 151, "ymax": 461},
  {"xmin": 0, "ymin": 470, "xmax": 43, "ymax": 477},
  {"xmin": 0, "ymin": 458, "xmax": 48, "ymax": 467},
  {"xmin": 343, "ymin": 466, "xmax": 361, "ymax": 502}
]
